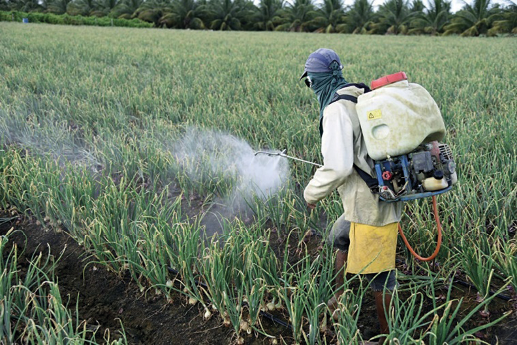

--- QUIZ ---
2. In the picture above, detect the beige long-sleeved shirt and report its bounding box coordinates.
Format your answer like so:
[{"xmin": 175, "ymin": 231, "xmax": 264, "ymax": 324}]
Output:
[{"xmin": 304, "ymin": 85, "xmax": 402, "ymax": 226}]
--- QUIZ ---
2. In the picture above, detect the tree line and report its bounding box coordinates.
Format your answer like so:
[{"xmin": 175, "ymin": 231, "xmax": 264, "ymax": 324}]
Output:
[{"xmin": 1, "ymin": 0, "xmax": 516, "ymax": 36}]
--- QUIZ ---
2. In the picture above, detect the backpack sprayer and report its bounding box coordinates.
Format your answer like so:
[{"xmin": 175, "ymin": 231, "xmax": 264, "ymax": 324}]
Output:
[
  {"xmin": 256, "ymin": 72, "xmax": 456, "ymax": 261},
  {"xmin": 356, "ymin": 72, "xmax": 457, "ymax": 203}
]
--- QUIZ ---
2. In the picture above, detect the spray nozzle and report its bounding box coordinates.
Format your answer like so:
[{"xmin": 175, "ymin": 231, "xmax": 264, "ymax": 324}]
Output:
[
  {"xmin": 254, "ymin": 149, "xmax": 321, "ymax": 167},
  {"xmin": 254, "ymin": 149, "xmax": 287, "ymax": 157}
]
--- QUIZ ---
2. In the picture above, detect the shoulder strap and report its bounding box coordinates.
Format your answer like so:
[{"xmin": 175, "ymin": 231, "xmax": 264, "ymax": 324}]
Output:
[
  {"xmin": 347, "ymin": 82, "xmax": 371, "ymax": 93},
  {"xmin": 320, "ymin": 82, "xmax": 371, "ymax": 135},
  {"xmin": 354, "ymin": 166, "xmax": 379, "ymax": 191},
  {"xmin": 320, "ymin": 94, "xmax": 358, "ymax": 136},
  {"xmin": 330, "ymin": 94, "xmax": 358, "ymax": 105}
]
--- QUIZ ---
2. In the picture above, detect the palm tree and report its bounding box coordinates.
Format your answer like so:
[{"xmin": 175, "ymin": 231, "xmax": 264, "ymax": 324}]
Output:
[
  {"xmin": 253, "ymin": 0, "xmax": 284, "ymax": 31},
  {"xmin": 275, "ymin": 0, "xmax": 316, "ymax": 32},
  {"xmin": 133, "ymin": 0, "xmax": 170, "ymax": 25},
  {"xmin": 0, "ymin": 0, "xmax": 10, "ymax": 10},
  {"xmin": 94, "ymin": 0, "xmax": 121, "ymax": 15},
  {"xmin": 157, "ymin": 0, "xmax": 207, "ymax": 28},
  {"xmin": 488, "ymin": 3, "xmax": 517, "ymax": 35},
  {"xmin": 158, "ymin": 0, "xmax": 208, "ymax": 28},
  {"xmin": 344, "ymin": 0, "xmax": 375, "ymax": 33},
  {"xmin": 373, "ymin": 0, "xmax": 416, "ymax": 34},
  {"xmin": 12, "ymin": 0, "xmax": 43, "ymax": 11},
  {"xmin": 208, "ymin": 0, "xmax": 253, "ymax": 30},
  {"xmin": 409, "ymin": 0, "xmax": 452, "ymax": 35},
  {"xmin": 310, "ymin": 0, "xmax": 346, "ymax": 33},
  {"xmin": 67, "ymin": 0, "xmax": 99, "ymax": 15},
  {"xmin": 410, "ymin": 0, "xmax": 425, "ymax": 12},
  {"xmin": 40, "ymin": 0, "xmax": 52, "ymax": 11},
  {"xmin": 112, "ymin": 0, "xmax": 144, "ymax": 18},
  {"xmin": 443, "ymin": 0, "xmax": 501, "ymax": 36},
  {"xmin": 48, "ymin": 0, "xmax": 73, "ymax": 13}
]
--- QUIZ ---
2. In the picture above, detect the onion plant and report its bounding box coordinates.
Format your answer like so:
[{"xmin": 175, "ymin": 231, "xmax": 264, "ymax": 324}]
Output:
[
  {"xmin": 169, "ymin": 218, "xmax": 205, "ymax": 305},
  {"xmin": 278, "ymin": 231, "xmax": 315, "ymax": 344},
  {"xmin": 332, "ymin": 286, "xmax": 365, "ymax": 345},
  {"xmin": 0, "ymin": 231, "xmax": 127, "ymax": 344},
  {"xmin": 493, "ymin": 238, "xmax": 517, "ymax": 294},
  {"xmin": 420, "ymin": 277, "xmax": 512, "ymax": 345},
  {"xmin": 199, "ymin": 239, "xmax": 230, "ymax": 322},
  {"xmin": 302, "ymin": 250, "xmax": 334, "ymax": 345},
  {"xmin": 457, "ymin": 235, "xmax": 495, "ymax": 301}
]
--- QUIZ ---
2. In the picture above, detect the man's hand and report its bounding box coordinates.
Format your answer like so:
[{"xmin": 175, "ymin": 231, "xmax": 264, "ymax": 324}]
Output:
[{"xmin": 307, "ymin": 202, "xmax": 317, "ymax": 210}]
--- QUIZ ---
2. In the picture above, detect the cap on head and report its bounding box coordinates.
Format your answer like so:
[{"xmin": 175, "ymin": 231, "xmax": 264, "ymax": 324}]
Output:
[{"xmin": 300, "ymin": 48, "xmax": 343, "ymax": 80}]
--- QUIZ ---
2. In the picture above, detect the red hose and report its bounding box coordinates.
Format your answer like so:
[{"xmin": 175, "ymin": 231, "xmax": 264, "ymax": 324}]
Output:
[{"xmin": 398, "ymin": 195, "xmax": 442, "ymax": 261}]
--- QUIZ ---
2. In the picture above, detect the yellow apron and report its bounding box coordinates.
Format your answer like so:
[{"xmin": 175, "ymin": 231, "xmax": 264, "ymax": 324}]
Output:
[{"xmin": 346, "ymin": 222, "xmax": 398, "ymax": 275}]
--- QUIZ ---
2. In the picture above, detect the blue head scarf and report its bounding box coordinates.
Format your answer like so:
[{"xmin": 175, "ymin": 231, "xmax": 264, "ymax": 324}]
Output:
[{"xmin": 307, "ymin": 61, "xmax": 348, "ymax": 120}]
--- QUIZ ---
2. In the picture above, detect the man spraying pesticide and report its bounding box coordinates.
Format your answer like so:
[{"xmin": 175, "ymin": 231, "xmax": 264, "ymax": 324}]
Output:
[{"xmin": 298, "ymin": 48, "xmax": 456, "ymax": 343}]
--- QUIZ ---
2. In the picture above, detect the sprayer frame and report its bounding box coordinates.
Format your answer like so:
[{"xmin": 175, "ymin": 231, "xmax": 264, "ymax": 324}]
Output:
[{"xmin": 375, "ymin": 154, "xmax": 453, "ymax": 202}]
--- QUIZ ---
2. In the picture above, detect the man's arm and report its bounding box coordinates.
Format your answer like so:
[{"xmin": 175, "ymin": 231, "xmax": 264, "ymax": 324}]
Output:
[{"xmin": 304, "ymin": 105, "xmax": 355, "ymax": 205}]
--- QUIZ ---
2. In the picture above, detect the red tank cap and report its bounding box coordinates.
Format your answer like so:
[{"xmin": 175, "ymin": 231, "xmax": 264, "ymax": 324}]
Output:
[{"xmin": 371, "ymin": 72, "xmax": 408, "ymax": 90}]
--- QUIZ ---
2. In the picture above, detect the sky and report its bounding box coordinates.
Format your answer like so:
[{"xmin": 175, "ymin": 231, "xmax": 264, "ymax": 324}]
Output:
[
  {"xmin": 274, "ymin": 0, "xmax": 515, "ymax": 13},
  {"xmin": 351, "ymin": 0, "xmax": 514, "ymax": 13}
]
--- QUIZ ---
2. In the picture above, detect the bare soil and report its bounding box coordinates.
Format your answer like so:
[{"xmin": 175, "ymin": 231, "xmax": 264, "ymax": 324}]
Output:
[{"xmin": 0, "ymin": 214, "xmax": 237, "ymax": 344}]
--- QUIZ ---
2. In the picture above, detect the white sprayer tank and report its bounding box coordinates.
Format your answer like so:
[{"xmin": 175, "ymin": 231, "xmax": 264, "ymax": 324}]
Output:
[{"xmin": 356, "ymin": 73, "xmax": 446, "ymax": 161}]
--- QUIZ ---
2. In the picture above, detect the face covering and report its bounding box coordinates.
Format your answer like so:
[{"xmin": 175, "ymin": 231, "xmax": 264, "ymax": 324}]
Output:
[{"xmin": 307, "ymin": 62, "xmax": 348, "ymax": 120}]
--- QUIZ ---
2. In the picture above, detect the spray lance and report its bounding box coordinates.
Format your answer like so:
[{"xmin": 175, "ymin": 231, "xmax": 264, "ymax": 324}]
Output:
[
  {"xmin": 254, "ymin": 149, "xmax": 321, "ymax": 229},
  {"xmin": 254, "ymin": 149, "xmax": 322, "ymax": 168},
  {"xmin": 255, "ymin": 147, "xmax": 444, "ymax": 262}
]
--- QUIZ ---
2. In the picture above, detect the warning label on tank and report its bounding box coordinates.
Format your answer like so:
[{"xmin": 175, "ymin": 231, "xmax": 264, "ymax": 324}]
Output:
[{"xmin": 367, "ymin": 109, "xmax": 382, "ymax": 120}]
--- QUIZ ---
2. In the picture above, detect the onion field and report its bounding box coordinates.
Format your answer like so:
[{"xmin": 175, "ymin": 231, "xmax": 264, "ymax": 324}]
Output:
[{"xmin": 0, "ymin": 22, "xmax": 516, "ymax": 344}]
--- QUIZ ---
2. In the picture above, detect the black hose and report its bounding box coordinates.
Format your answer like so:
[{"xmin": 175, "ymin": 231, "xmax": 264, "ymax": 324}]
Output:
[
  {"xmin": 167, "ymin": 266, "xmax": 208, "ymax": 289},
  {"xmin": 167, "ymin": 266, "xmax": 293, "ymax": 330},
  {"xmin": 454, "ymin": 279, "xmax": 512, "ymax": 301},
  {"xmin": 394, "ymin": 260, "xmax": 513, "ymax": 302},
  {"xmin": 258, "ymin": 307, "xmax": 293, "ymax": 330}
]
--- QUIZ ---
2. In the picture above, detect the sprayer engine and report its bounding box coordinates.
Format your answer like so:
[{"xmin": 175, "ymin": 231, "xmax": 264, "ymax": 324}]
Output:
[{"xmin": 375, "ymin": 141, "xmax": 457, "ymax": 202}]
